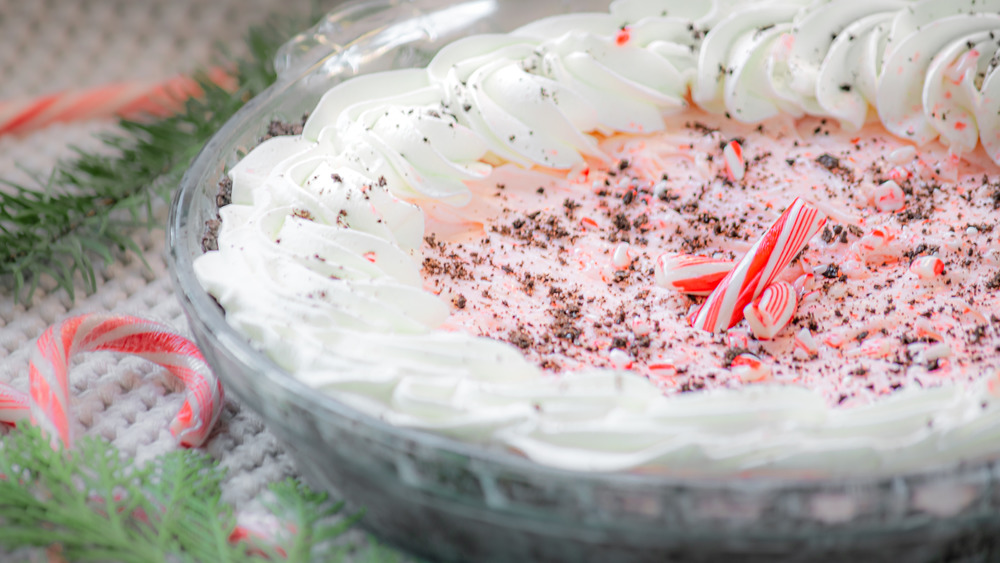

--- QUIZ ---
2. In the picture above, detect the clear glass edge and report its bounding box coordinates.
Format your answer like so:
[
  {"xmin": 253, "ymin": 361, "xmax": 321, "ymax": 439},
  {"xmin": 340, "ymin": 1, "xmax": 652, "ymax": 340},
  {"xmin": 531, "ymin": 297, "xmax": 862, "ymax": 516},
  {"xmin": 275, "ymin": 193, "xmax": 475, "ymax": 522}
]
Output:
[{"xmin": 165, "ymin": 0, "xmax": 1000, "ymax": 512}]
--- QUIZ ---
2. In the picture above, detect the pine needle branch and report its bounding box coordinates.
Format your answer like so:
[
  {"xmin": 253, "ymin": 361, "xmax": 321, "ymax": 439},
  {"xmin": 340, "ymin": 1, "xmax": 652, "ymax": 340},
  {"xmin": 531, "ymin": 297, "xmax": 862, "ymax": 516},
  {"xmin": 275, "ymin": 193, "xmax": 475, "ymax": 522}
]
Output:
[
  {"xmin": 0, "ymin": 16, "xmax": 302, "ymax": 303},
  {"xmin": 0, "ymin": 425, "xmax": 368, "ymax": 562}
]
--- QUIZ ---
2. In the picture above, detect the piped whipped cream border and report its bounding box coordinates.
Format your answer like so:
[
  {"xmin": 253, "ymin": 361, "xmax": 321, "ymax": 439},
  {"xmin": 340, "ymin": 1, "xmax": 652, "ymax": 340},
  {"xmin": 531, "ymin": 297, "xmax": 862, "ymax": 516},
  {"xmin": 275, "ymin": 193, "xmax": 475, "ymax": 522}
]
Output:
[{"xmin": 195, "ymin": 0, "xmax": 1000, "ymax": 475}]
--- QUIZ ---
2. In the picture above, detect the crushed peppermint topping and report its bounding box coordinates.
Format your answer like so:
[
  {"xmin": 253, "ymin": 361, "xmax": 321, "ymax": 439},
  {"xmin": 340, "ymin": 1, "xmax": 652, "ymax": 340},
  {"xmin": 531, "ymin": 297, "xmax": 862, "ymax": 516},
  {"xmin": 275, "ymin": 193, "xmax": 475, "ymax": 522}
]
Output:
[{"xmin": 419, "ymin": 111, "xmax": 1000, "ymax": 407}]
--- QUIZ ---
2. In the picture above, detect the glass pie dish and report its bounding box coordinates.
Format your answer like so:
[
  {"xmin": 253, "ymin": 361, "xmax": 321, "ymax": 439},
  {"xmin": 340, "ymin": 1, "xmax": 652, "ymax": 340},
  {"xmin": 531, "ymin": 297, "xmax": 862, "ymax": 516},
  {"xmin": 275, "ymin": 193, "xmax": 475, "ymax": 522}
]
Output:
[{"xmin": 168, "ymin": 0, "xmax": 1000, "ymax": 560}]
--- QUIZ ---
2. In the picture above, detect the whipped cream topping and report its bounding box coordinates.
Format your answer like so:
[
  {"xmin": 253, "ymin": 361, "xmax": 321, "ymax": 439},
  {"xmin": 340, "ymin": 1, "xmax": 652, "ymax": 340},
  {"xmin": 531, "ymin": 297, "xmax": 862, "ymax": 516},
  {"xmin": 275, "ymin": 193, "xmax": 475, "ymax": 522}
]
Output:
[{"xmin": 195, "ymin": 0, "xmax": 1000, "ymax": 475}]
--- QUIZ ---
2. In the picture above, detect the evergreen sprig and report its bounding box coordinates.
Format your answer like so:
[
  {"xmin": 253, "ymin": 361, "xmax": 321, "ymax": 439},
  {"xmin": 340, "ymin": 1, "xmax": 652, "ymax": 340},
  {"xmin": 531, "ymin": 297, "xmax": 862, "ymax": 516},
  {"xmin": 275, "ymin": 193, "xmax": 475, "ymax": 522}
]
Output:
[
  {"xmin": 0, "ymin": 425, "xmax": 359, "ymax": 562},
  {"xmin": 0, "ymin": 17, "xmax": 302, "ymax": 302}
]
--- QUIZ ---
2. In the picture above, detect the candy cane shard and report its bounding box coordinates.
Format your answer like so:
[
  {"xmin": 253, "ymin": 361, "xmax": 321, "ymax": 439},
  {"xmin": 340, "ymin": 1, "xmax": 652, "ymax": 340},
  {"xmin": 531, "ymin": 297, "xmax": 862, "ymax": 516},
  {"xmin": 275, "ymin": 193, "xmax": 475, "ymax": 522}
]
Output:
[
  {"xmin": 726, "ymin": 328, "xmax": 750, "ymax": 349},
  {"xmin": 28, "ymin": 314, "xmax": 224, "ymax": 449},
  {"xmin": 723, "ymin": 140, "xmax": 745, "ymax": 182},
  {"xmin": 729, "ymin": 352, "xmax": 771, "ymax": 383},
  {"xmin": 743, "ymin": 281, "xmax": 797, "ymax": 340},
  {"xmin": 794, "ymin": 328, "xmax": 819, "ymax": 355},
  {"xmin": 690, "ymin": 197, "xmax": 827, "ymax": 332},
  {"xmin": 909, "ymin": 255, "xmax": 944, "ymax": 279},
  {"xmin": 792, "ymin": 272, "xmax": 815, "ymax": 295},
  {"xmin": 873, "ymin": 179, "xmax": 905, "ymax": 212},
  {"xmin": 0, "ymin": 383, "xmax": 29, "ymax": 425},
  {"xmin": 654, "ymin": 253, "xmax": 734, "ymax": 295}
]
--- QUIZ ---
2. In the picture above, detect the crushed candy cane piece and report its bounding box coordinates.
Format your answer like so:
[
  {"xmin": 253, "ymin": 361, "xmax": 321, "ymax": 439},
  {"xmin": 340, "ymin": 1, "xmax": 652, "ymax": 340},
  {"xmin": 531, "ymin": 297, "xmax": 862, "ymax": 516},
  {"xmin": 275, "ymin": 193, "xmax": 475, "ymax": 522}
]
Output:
[
  {"xmin": 910, "ymin": 255, "xmax": 945, "ymax": 279},
  {"xmin": 609, "ymin": 348, "xmax": 632, "ymax": 369},
  {"xmin": 723, "ymin": 140, "xmax": 745, "ymax": 181},
  {"xmin": 726, "ymin": 329, "xmax": 750, "ymax": 349},
  {"xmin": 800, "ymin": 289, "xmax": 821, "ymax": 303},
  {"xmin": 794, "ymin": 328, "xmax": 819, "ymax": 354},
  {"xmin": 612, "ymin": 242, "xmax": 633, "ymax": 270},
  {"xmin": 631, "ymin": 317, "xmax": 651, "ymax": 336},
  {"xmin": 654, "ymin": 253, "xmax": 733, "ymax": 296},
  {"xmin": 730, "ymin": 353, "xmax": 771, "ymax": 383},
  {"xmin": 859, "ymin": 337, "xmax": 894, "ymax": 359},
  {"xmin": 647, "ymin": 360, "xmax": 677, "ymax": 377},
  {"xmin": 857, "ymin": 228, "xmax": 889, "ymax": 252},
  {"xmin": 743, "ymin": 281, "xmax": 797, "ymax": 340},
  {"xmin": 874, "ymin": 180, "xmax": 905, "ymax": 212},
  {"xmin": 887, "ymin": 166, "xmax": 911, "ymax": 182},
  {"xmin": 793, "ymin": 272, "xmax": 815, "ymax": 295}
]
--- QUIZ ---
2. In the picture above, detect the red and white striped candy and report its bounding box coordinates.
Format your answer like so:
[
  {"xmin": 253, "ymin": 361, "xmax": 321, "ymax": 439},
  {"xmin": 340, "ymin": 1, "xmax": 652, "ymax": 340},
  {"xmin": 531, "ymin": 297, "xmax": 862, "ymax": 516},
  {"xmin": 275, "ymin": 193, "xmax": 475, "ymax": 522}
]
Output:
[
  {"xmin": 690, "ymin": 197, "xmax": 827, "ymax": 332},
  {"xmin": 723, "ymin": 140, "xmax": 745, "ymax": 182},
  {"xmin": 27, "ymin": 314, "xmax": 223, "ymax": 449},
  {"xmin": 0, "ymin": 384, "xmax": 29, "ymax": 426},
  {"xmin": 794, "ymin": 328, "xmax": 819, "ymax": 354},
  {"xmin": 0, "ymin": 67, "xmax": 235, "ymax": 137},
  {"xmin": 859, "ymin": 336, "xmax": 894, "ymax": 359},
  {"xmin": 730, "ymin": 352, "xmax": 771, "ymax": 383},
  {"xmin": 873, "ymin": 180, "xmax": 905, "ymax": 212},
  {"xmin": 857, "ymin": 228, "xmax": 889, "ymax": 253},
  {"xmin": 886, "ymin": 166, "xmax": 911, "ymax": 183},
  {"xmin": 792, "ymin": 272, "xmax": 815, "ymax": 295},
  {"xmin": 654, "ymin": 253, "xmax": 734, "ymax": 295},
  {"xmin": 743, "ymin": 281, "xmax": 797, "ymax": 340},
  {"xmin": 725, "ymin": 328, "xmax": 750, "ymax": 349},
  {"xmin": 910, "ymin": 255, "xmax": 945, "ymax": 279}
]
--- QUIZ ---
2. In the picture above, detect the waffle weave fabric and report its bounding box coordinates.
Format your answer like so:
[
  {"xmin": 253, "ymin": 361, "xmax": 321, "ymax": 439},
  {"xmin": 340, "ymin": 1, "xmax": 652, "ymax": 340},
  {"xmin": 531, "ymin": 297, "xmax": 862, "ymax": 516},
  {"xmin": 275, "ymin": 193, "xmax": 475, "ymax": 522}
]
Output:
[{"xmin": 0, "ymin": 0, "xmax": 308, "ymax": 512}]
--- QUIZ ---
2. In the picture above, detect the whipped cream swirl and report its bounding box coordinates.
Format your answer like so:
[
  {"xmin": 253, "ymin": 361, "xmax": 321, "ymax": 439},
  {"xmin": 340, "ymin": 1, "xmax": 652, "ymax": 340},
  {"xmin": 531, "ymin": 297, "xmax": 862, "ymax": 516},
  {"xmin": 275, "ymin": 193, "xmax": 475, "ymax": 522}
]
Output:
[{"xmin": 196, "ymin": 0, "xmax": 1000, "ymax": 475}]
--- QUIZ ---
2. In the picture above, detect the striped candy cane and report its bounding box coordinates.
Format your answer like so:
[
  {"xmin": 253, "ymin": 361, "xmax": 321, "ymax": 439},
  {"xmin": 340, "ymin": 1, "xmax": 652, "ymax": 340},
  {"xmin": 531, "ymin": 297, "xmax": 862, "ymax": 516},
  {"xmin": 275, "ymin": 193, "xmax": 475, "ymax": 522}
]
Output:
[
  {"xmin": 16, "ymin": 313, "xmax": 224, "ymax": 449},
  {"xmin": 654, "ymin": 254, "xmax": 734, "ymax": 295},
  {"xmin": 723, "ymin": 140, "xmax": 745, "ymax": 182},
  {"xmin": 743, "ymin": 281, "xmax": 797, "ymax": 340},
  {"xmin": 690, "ymin": 197, "xmax": 827, "ymax": 332},
  {"xmin": 0, "ymin": 67, "xmax": 235, "ymax": 137},
  {"xmin": 0, "ymin": 384, "xmax": 30, "ymax": 426}
]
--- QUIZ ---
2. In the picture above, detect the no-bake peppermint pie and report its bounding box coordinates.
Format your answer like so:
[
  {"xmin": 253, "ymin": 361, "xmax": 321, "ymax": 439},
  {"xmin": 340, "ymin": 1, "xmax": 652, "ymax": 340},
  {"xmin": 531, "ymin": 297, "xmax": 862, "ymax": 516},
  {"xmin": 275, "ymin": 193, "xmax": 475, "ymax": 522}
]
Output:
[{"xmin": 196, "ymin": 0, "xmax": 1000, "ymax": 475}]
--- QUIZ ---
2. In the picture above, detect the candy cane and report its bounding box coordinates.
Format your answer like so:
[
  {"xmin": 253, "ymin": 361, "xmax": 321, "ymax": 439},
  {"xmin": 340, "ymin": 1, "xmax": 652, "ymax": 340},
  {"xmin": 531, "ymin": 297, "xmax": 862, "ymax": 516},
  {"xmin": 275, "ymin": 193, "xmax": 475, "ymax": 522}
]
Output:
[
  {"xmin": 723, "ymin": 140, "xmax": 745, "ymax": 182},
  {"xmin": 743, "ymin": 281, "xmax": 797, "ymax": 340},
  {"xmin": 690, "ymin": 197, "xmax": 827, "ymax": 332},
  {"xmin": 654, "ymin": 253, "xmax": 734, "ymax": 295},
  {"xmin": 23, "ymin": 313, "xmax": 223, "ymax": 449},
  {"xmin": 0, "ymin": 67, "xmax": 235, "ymax": 137},
  {"xmin": 0, "ymin": 384, "xmax": 29, "ymax": 426}
]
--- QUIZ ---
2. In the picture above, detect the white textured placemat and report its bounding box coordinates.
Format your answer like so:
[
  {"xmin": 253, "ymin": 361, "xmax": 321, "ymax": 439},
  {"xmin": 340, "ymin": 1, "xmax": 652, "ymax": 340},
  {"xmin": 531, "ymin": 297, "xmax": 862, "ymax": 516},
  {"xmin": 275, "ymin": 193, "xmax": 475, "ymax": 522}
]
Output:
[{"xmin": 0, "ymin": 0, "xmax": 312, "ymax": 517}]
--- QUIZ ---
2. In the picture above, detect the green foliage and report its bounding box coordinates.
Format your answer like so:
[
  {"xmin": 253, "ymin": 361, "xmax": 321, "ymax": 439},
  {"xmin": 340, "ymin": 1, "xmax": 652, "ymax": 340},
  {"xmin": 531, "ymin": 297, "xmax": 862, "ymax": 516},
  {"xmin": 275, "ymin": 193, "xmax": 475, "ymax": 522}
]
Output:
[
  {"xmin": 0, "ymin": 16, "xmax": 303, "ymax": 303},
  {"xmin": 0, "ymin": 425, "xmax": 358, "ymax": 562}
]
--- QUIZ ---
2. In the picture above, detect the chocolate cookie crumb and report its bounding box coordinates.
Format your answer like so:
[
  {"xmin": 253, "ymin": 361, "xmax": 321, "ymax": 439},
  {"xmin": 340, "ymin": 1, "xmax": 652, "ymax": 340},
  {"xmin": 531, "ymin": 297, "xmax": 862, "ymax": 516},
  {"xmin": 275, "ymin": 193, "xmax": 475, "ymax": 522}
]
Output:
[{"xmin": 987, "ymin": 270, "xmax": 1000, "ymax": 291}]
